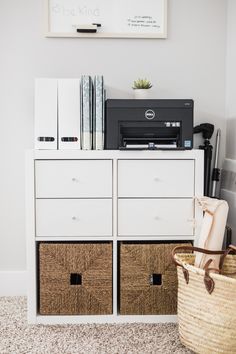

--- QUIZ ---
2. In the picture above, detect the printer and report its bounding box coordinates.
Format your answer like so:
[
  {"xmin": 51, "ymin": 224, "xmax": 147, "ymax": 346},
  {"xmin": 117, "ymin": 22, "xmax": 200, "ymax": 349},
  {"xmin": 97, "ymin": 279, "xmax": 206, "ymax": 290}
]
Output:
[{"xmin": 105, "ymin": 99, "xmax": 193, "ymax": 150}]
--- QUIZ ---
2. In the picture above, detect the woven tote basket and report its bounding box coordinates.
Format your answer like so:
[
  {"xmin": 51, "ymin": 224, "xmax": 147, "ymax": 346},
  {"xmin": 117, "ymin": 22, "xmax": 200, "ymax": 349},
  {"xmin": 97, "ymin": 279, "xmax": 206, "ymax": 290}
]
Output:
[{"xmin": 172, "ymin": 245, "xmax": 236, "ymax": 354}]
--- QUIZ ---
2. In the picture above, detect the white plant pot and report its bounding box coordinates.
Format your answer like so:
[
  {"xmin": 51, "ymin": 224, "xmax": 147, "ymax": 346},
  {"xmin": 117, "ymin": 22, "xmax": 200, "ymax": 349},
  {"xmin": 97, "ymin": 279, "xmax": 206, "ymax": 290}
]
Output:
[{"xmin": 133, "ymin": 89, "xmax": 152, "ymax": 99}]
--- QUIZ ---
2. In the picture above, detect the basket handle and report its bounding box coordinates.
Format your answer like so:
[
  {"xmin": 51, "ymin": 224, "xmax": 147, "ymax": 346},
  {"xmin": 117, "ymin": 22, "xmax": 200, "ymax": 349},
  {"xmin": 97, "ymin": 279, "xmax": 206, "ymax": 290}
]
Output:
[
  {"xmin": 202, "ymin": 259, "xmax": 220, "ymax": 294},
  {"xmin": 204, "ymin": 245, "xmax": 236, "ymax": 293},
  {"xmin": 172, "ymin": 244, "xmax": 236, "ymax": 294},
  {"xmin": 219, "ymin": 245, "xmax": 236, "ymax": 270},
  {"xmin": 171, "ymin": 245, "xmax": 224, "ymax": 285},
  {"xmin": 172, "ymin": 244, "xmax": 236, "ymax": 268},
  {"xmin": 171, "ymin": 245, "xmax": 225, "ymax": 267}
]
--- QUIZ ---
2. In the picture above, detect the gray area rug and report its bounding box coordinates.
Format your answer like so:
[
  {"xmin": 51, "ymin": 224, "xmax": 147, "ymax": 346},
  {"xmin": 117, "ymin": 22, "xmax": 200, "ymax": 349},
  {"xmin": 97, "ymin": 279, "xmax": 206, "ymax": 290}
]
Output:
[{"xmin": 0, "ymin": 297, "xmax": 192, "ymax": 354}]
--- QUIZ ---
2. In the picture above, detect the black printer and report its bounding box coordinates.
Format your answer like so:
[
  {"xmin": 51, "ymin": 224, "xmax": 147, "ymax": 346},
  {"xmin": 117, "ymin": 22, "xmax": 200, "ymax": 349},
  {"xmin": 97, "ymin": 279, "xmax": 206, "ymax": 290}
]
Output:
[{"xmin": 105, "ymin": 99, "xmax": 193, "ymax": 150}]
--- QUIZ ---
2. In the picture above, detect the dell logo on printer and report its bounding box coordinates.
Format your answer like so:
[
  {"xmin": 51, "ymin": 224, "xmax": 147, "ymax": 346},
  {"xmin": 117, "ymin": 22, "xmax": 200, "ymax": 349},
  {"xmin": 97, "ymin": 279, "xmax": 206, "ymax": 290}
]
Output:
[{"xmin": 145, "ymin": 109, "xmax": 155, "ymax": 120}]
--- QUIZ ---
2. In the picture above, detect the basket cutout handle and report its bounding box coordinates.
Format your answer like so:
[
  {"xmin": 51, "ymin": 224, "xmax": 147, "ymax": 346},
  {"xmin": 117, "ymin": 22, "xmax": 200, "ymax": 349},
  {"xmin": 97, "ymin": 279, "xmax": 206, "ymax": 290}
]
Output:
[
  {"xmin": 149, "ymin": 274, "xmax": 162, "ymax": 286},
  {"xmin": 70, "ymin": 273, "xmax": 82, "ymax": 285}
]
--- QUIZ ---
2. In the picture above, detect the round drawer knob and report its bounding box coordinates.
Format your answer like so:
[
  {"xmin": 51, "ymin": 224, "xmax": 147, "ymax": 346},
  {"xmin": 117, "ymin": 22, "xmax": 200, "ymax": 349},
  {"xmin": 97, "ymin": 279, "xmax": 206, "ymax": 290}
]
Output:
[
  {"xmin": 72, "ymin": 216, "xmax": 78, "ymax": 221},
  {"xmin": 187, "ymin": 218, "xmax": 196, "ymax": 226},
  {"xmin": 154, "ymin": 177, "xmax": 159, "ymax": 182},
  {"xmin": 72, "ymin": 177, "xmax": 79, "ymax": 182},
  {"xmin": 154, "ymin": 216, "xmax": 159, "ymax": 220}
]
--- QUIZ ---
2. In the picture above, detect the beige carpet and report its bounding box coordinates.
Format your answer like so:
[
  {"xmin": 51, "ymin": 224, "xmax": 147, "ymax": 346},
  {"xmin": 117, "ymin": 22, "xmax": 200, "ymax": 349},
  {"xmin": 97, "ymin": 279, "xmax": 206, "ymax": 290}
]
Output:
[{"xmin": 0, "ymin": 297, "xmax": 192, "ymax": 354}]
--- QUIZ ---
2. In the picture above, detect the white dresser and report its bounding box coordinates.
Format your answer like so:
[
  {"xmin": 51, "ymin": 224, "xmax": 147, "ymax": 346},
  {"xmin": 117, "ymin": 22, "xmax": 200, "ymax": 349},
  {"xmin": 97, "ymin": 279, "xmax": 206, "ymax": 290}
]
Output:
[{"xmin": 26, "ymin": 149, "xmax": 204, "ymax": 324}]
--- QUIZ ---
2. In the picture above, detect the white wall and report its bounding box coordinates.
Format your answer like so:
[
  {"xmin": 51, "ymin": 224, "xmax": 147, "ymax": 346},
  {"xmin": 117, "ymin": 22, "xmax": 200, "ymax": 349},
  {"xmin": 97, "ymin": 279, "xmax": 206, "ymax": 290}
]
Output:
[
  {"xmin": 223, "ymin": 0, "xmax": 236, "ymax": 244},
  {"xmin": 226, "ymin": 0, "xmax": 236, "ymax": 160},
  {"xmin": 0, "ymin": 0, "xmax": 227, "ymax": 273}
]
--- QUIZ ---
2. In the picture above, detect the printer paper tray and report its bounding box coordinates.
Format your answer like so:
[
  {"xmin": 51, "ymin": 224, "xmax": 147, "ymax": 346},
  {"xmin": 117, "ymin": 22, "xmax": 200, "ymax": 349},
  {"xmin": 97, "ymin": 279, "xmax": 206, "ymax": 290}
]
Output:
[
  {"xmin": 120, "ymin": 136, "xmax": 179, "ymax": 150},
  {"xmin": 119, "ymin": 146, "xmax": 185, "ymax": 151}
]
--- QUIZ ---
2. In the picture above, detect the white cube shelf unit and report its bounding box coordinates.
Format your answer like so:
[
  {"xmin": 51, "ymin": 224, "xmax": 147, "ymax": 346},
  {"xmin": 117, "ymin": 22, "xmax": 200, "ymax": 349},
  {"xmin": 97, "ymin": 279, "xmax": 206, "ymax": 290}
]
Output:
[{"xmin": 26, "ymin": 149, "xmax": 204, "ymax": 324}]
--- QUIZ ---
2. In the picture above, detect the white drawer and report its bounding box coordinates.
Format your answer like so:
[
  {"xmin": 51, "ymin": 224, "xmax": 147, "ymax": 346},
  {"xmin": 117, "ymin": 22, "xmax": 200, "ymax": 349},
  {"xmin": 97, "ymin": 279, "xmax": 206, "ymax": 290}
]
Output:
[
  {"xmin": 36, "ymin": 199, "xmax": 112, "ymax": 237},
  {"xmin": 35, "ymin": 160, "xmax": 112, "ymax": 198},
  {"xmin": 118, "ymin": 199, "xmax": 194, "ymax": 236},
  {"xmin": 118, "ymin": 160, "xmax": 194, "ymax": 197}
]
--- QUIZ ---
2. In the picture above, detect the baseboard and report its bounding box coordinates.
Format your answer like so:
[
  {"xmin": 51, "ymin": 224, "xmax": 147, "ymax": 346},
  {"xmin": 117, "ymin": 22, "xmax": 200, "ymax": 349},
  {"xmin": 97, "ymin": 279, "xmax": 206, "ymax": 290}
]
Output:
[{"xmin": 0, "ymin": 271, "xmax": 27, "ymax": 296}]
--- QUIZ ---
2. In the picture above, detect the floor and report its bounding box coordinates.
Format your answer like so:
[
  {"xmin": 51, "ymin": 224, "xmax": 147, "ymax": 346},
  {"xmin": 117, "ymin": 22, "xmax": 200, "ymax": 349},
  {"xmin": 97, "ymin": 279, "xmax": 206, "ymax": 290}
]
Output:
[{"xmin": 0, "ymin": 297, "xmax": 192, "ymax": 354}]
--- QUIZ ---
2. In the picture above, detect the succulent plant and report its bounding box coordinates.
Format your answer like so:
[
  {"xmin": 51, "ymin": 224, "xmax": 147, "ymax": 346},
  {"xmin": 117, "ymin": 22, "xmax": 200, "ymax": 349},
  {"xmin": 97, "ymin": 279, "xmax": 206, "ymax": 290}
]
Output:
[{"xmin": 133, "ymin": 78, "xmax": 152, "ymax": 89}]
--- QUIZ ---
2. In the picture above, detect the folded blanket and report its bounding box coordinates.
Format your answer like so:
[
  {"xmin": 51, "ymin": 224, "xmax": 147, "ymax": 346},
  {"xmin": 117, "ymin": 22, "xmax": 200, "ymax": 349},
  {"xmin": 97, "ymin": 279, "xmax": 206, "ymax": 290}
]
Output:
[{"xmin": 195, "ymin": 197, "xmax": 229, "ymax": 269}]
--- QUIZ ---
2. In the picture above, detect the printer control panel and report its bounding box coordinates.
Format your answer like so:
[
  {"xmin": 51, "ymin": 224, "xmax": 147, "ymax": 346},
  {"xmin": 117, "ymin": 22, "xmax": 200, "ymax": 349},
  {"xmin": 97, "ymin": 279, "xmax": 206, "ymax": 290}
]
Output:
[{"xmin": 165, "ymin": 122, "xmax": 181, "ymax": 128}]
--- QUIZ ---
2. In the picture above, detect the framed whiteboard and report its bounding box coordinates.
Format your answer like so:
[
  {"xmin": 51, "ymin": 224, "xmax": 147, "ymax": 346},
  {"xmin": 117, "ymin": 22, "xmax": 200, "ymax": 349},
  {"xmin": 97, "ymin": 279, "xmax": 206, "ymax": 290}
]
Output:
[{"xmin": 44, "ymin": 0, "xmax": 168, "ymax": 39}]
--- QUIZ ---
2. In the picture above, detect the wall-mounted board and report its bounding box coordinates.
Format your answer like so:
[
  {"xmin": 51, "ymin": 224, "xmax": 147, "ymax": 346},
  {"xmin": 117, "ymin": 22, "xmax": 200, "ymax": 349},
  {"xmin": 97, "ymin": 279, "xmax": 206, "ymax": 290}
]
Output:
[{"xmin": 44, "ymin": 0, "xmax": 167, "ymax": 38}]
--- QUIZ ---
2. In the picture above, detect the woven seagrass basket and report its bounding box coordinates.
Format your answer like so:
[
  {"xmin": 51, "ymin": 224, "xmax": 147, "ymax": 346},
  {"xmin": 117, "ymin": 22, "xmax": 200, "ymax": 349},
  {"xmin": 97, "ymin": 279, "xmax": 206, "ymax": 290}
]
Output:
[
  {"xmin": 120, "ymin": 242, "xmax": 191, "ymax": 315},
  {"xmin": 39, "ymin": 242, "xmax": 113, "ymax": 315},
  {"xmin": 174, "ymin": 246, "xmax": 236, "ymax": 354}
]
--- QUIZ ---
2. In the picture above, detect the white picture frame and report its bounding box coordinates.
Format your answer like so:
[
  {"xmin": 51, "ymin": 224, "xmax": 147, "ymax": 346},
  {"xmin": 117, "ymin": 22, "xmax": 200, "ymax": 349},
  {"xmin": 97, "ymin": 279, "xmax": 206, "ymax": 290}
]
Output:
[{"xmin": 44, "ymin": 0, "xmax": 168, "ymax": 39}]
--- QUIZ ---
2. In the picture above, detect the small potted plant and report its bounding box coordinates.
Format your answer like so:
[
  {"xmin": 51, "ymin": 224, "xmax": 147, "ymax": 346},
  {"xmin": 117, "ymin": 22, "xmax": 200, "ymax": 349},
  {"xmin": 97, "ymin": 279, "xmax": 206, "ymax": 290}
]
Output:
[{"xmin": 133, "ymin": 78, "xmax": 153, "ymax": 99}]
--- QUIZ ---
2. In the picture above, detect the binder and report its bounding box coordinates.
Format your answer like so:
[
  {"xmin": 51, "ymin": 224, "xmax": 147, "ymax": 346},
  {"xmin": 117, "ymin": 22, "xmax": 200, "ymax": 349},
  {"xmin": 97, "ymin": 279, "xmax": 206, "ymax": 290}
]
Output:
[
  {"xmin": 81, "ymin": 76, "xmax": 93, "ymax": 150},
  {"xmin": 58, "ymin": 79, "xmax": 81, "ymax": 150},
  {"xmin": 93, "ymin": 76, "xmax": 105, "ymax": 150},
  {"xmin": 102, "ymin": 88, "xmax": 106, "ymax": 150},
  {"xmin": 35, "ymin": 78, "xmax": 58, "ymax": 149}
]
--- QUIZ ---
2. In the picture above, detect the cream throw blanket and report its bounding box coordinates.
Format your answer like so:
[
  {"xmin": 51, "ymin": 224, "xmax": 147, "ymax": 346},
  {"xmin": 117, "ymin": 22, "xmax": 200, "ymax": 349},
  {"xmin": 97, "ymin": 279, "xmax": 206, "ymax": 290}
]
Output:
[{"xmin": 195, "ymin": 197, "xmax": 229, "ymax": 269}]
